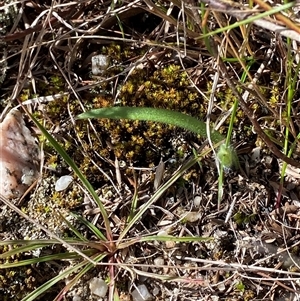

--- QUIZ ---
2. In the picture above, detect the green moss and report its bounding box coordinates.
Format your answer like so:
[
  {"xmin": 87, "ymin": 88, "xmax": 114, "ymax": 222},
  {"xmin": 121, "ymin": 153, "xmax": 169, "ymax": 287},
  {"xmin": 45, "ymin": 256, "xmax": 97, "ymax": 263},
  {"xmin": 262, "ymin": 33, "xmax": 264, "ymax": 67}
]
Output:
[
  {"xmin": 19, "ymin": 89, "xmax": 31, "ymax": 102},
  {"xmin": 235, "ymin": 281, "xmax": 245, "ymax": 292},
  {"xmin": 233, "ymin": 211, "xmax": 256, "ymax": 225},
  {"xmin": 243, "ymin": 290, "xmax": 255, "ymax": 301},
  {"xmin": 0, "ymin": 246, "xmax": 37, "ymax": 299},
  {"xmin": 269, "ymin": 85, "xmax": 279, "ymax": 108},
  {"xmin": 50, "ymin": 75, "xmax": 64, "ymax": 90}
]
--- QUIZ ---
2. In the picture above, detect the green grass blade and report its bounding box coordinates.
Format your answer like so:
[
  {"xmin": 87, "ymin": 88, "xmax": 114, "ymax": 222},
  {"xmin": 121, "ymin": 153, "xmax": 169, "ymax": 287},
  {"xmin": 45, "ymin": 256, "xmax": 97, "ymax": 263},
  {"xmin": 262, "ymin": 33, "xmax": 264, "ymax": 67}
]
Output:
[
  {"xmin": 77, "ymin": 106, "xmax": 225, "ymax": 143},
  {"xmin": 56, "ymin": 211, "xmax": 89, "ymax": 242},
  {"xmin": 139, "ymin": 235, "xmax": 212, "ymax": 243},
  {"xmin": 53, "ymin": 253, "xmax": 107, "ymax": 301},
  {"xmin": 21, "ymin": 253, "xmax": 107, "ymax": 301},
  {"xmin": 21, "ymin": 260, "xmax": 87, "ymax": 301},
  {"xmin": 0, "ymin": 250, "xmax": 97, "ymax": 268},
  {"xmin": 69, "ymin": 212, "xmax": 106, "ymax": 241}
]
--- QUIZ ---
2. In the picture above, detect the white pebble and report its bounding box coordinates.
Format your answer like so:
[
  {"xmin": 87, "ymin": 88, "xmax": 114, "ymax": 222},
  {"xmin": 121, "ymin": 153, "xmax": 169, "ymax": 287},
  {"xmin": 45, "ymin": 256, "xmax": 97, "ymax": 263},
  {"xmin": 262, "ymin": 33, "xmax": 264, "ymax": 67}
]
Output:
[
  {"xmin": 89, "ymin": 278, "xmax": 108, "ymax": 298},
  {"xmin": 152, "ymin": 286, "xmax": 160, "ymax": 296},
  {"xmin": 251, "ymin": 146, "xmax": 261, "ymax": 163},
  {"xmin": 72, "ymin": 295, "xmax": 81, "ymax": 301},
  {"xmin": 91, "ymin": 54, "xmax": 110, "ymax": 75},
  {"xmin": 131, "ymin": 284, "xmax": 152, "ymax": 301},
  {"xmin": 193, "ymin": 195, "xmax": 201, "ymax": 208},
  {"xmin": 184, "ymin": 211, "xmax": 201, "ymax": 222},
  {"xmin": 153, "ymin": 257, "xmax": 164, "ymax": 266},
  {"xmin": 55, "ymin": 175, "xmax": 73, "ymax": 192}
]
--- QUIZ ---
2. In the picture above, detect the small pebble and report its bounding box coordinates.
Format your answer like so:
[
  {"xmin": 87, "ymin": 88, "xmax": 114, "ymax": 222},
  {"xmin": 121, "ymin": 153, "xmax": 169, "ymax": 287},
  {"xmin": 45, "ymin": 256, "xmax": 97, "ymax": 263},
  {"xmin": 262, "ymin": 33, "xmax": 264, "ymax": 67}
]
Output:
[
  {"xmin": 55, "ymin": 175, "xmax": 73, "ymax": 192},
  {"xmin": 152, "ymin": 286, "xmax": 160, "ymax": 296},
  {"xmin": 72, "ymin": 295, "xmax": 81, "ymax": 301},
  {"xmin": 251, "ymin": 146, "xmax": 261, "ymax": 163},
  {"xmin": 184, "ymin": 211, "xmax": 201, "ymax": 222},
  {"xmin": 153, "ymin": 257, "xmax": 164, "ymax": 266},
  {"xmin": 193, "ymin": 195, "xmax": 201, "ymax": 208},
  {"xmin": 91, "ymin": 54, "xmax": 110, "ymax": 75},
  {"xmin": 217, "ymin": 282, "xmax": 226, "ymax": 292},
  {"xmin": 131, "ymin": 284, "xmax": 152, "ymax": 301},
  {"xmin": 89, "ymin": 277, "xmax": 108, "ymax": 298}
]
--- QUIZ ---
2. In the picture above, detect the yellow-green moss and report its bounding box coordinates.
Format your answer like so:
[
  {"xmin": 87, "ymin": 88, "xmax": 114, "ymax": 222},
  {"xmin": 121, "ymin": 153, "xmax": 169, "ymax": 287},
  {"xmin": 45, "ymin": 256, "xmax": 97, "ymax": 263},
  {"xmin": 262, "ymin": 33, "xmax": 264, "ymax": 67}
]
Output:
[
  {"xmin": 51, "ymin": 185, "xmax": 83, "ymax": 208},
  {"xmin": 0, "ymin": 246, "xmax": 37, "ymax": 299},
  {"xmin": 243, "ymin": 290, "xmax": 255, "ymax": 301},
  {"xmin": 19, "ymin": 89, "xmax": 31, "ymax": 102},
  {"xmin": 269, "ymin": 85, "xmax": 279, "ymax": 108}
]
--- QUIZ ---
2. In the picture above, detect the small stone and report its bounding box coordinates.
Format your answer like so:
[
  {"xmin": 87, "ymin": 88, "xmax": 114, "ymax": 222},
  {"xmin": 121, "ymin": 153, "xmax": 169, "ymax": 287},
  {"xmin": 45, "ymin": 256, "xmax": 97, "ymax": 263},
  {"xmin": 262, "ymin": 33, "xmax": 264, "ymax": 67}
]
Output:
[
  {"xmin": 91, "ymin": 54, "xmax": 110, "ymax": 75},
  {"xmin": 184, "ymin": 211, "xmax": 201, "ymax": 222},
  {"xmin": 152, "ymin": 286, "xmax": 160, "ymax": 296},
  {"xmin": 251, "ymin": 146, "xmax": 261, "ymax": 163},
  {"xmin": 0, "ymin": 109, "xmax": 40, "ymax": 199},
  {"xmin": 72, "ymin": 295, "xmax": 81, "ymax": 301},
  {"xmin": 193, "ymin": 195, "xmax": 201, "ymax": 207},
  {"xmin": 55, "ymin": 175, "xmax": 73, "ymax": 192},
  {"xmin": 89, "ymin": 277, "xmax": 108, "ymax": 298},
  {"xmin": 153, "ymin": 257, "xmax": 164, "ymax": 266},
  {"xmin": 131, "ymin": 284, "xmax": 152, "ymax": 301},
  {"xmin": 217, "ymin": 282, "xmax": 226, "ymax": 292}
]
